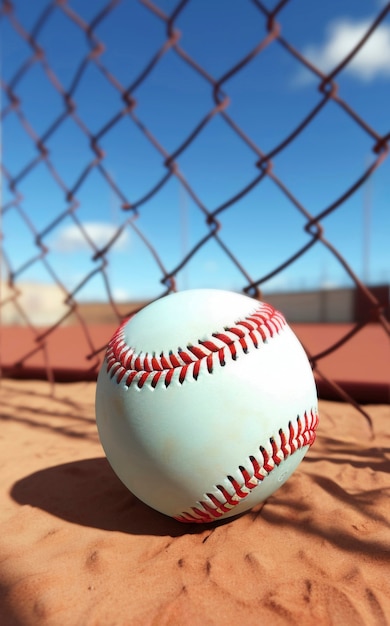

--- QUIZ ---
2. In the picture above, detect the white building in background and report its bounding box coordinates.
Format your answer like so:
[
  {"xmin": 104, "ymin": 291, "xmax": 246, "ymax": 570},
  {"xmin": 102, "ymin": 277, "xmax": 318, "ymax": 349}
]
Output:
[
  {"xmin": 265, "ymin": 284, "xmax": 389, "ymax": 324},
  {"xmin": 265, "ymin": 288, "xmax": 355, "ymax": 323},
  {"xmin": 1, "ymin": 282, "xmax": 388, "ymax": 326},
  {"xmin": 0, "ymin": 282, "xmax": 70, "ymax": 326}
]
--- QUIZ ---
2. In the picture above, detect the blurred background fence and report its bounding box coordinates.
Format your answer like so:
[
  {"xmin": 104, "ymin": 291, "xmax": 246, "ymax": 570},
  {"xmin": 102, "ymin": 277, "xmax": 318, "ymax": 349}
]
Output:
[{"xmin": 1, "ymin": 0, "xmax": 389, "ymax": 416}]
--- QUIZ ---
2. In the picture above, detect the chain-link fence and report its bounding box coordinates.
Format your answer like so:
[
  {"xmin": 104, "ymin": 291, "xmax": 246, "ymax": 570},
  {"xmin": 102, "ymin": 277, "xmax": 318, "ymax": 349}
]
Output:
[{"xmin": 1, "ymin": 0, "xmax": 389, "ymax": 421}]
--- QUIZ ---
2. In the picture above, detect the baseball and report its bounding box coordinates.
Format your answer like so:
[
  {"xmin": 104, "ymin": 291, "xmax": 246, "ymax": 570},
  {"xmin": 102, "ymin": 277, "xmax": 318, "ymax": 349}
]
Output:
[{"xmin": 95, "ymin": 289, "xmax": 319, "ymax": 523}]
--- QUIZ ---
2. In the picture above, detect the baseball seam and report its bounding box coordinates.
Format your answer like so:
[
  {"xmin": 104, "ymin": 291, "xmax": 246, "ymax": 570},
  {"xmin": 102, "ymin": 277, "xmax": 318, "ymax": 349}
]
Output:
[
  {"xmin": 174, "ymin": 409, "xmax": 319, "ymax": 523},
  {"xmin": 105, "ymin": 302, "xmax": 287, "ymax": 388}
]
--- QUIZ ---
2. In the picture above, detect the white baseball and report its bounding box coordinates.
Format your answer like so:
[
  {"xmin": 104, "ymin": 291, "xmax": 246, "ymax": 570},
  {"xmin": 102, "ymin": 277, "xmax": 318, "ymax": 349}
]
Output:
[{"xmin": 96, "ymin": 289, "xmax": 319, "ymax": 523}]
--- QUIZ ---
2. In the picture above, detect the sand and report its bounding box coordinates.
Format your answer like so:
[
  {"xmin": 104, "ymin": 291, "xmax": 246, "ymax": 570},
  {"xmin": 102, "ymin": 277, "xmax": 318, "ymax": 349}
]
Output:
[{"xmin": 0, "ymin": 379, "xmax": 389, "ymax": 626}]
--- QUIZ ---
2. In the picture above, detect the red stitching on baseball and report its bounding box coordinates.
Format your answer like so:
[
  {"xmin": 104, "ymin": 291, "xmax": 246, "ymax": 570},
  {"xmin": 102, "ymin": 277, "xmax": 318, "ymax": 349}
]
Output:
[
  {"xmin": 174, "ymin": 410, "xmax": 319, "ymax": 523},
  {"xmin": 105, "ymin": 303, "xmax": 287, "ymax": 389}
]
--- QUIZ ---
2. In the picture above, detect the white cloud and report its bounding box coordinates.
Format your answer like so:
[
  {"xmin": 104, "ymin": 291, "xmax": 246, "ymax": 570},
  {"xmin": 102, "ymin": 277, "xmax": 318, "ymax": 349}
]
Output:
[
  {"xmin": 112, "ymin": 287, "xmax": 132, "ymax": 302},
  {"xmin": 54, "ymin": 221, "xmax": 130, "ymax": 253},
  {"xmin": 300, "ymin": 17, "xmax": 390, "ymax": 82}
]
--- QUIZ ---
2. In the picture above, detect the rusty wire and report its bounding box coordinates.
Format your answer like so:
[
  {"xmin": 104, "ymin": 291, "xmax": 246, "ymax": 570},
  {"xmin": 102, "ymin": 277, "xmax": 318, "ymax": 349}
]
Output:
[{"xmin": 0, "ymin": 0, "xmax": 389, "ymax": 420}]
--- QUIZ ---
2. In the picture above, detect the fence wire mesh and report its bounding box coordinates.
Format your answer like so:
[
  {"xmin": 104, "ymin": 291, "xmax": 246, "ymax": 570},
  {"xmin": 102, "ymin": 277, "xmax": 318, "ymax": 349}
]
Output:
[{"xmin": 1, "ymin": 0, "xmax": 389, "ymax": 420}]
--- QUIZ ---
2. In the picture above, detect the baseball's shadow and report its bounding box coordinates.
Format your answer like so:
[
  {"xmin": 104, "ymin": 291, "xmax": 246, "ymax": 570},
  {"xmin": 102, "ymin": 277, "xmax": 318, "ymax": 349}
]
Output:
[{"xmin": 10, "ymin": 457, "xmax": 213, "ymax": 537}]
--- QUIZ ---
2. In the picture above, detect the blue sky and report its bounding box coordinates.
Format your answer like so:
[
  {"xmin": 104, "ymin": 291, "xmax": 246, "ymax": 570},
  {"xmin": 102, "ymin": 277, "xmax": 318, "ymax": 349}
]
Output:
[{"xmin": 1, "ymin": 0, "xmax": 389, "ymax": 302}]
